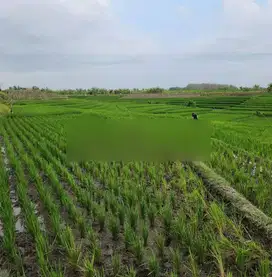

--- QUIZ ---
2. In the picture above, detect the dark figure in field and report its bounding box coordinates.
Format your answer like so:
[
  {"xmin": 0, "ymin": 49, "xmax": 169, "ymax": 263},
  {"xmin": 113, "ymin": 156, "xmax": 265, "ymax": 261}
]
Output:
[{"xmin": 192, "ymin": 113, "xmax": 198, "ymax": 120}]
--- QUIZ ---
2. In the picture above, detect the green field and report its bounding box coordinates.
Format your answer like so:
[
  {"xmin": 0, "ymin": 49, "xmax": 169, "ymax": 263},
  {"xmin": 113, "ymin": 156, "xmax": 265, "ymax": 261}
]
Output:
[{"xmin": 1, "ymin": 94, "xmax": 272, "ymax": 277}]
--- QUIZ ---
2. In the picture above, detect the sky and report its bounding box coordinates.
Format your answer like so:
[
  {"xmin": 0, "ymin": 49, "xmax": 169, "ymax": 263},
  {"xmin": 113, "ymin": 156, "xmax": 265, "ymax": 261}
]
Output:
[{"xmin": 0, "ymin": 0, "xmax": 272, "ymax": 89}]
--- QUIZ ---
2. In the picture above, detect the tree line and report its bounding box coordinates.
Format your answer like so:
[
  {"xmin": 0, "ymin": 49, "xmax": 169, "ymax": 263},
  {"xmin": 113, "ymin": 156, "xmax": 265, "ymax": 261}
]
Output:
[{"xmin": 1, "ymin": 83, "xmax": 272, "ymax": 95}]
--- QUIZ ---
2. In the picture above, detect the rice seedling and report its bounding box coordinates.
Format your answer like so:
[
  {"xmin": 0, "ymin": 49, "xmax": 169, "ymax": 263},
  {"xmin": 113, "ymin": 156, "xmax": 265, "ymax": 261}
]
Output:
[
  {"xmin": 124, "ymin": 222, "xmax": 135, "ymax": 250},
  {"xmin": 124, "ymin": 266, "xmax": 137, "ymax": 277},
  {"xmin": 131, "ymin": 236, "xmax": 145, "ymax": 265},
  {"xmin": 111, "ymin": 252, "xmax": 122, "ymax": 276},
  {"xmin": 148, "ymin": 251, "xmax": 160, "ymax": 277},
  {"xmin": 154, "ymin": 232, "xmax": 165, "ymax": 259},
  {"xmin": 108, "ymin": 215, "xmax": 120, "ymax": 241},
  {"xmin": 141, "ymin": 222, "xmax": 149, "ymax": 247},
  {"xmin": 169, "ymin": 247, "xmax": 182, "ymax": 275}
]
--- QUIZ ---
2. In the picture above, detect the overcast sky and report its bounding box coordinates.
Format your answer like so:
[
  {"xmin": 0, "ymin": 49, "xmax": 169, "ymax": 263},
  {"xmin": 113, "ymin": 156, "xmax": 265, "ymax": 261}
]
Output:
[{"xmin": 1, "ymin": 0, "xmax": 272, "ymax": 89}]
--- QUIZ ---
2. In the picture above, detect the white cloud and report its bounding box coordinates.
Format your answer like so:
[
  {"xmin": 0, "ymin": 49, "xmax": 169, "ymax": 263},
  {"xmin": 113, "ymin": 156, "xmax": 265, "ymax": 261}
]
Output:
[
  {"xmin": 222, "ymin": 0, "xmax": 272, "ymax": 29},
  {"xmin": 0, "ymin": 0, "xmax": 159, "ymax": 56},
  {"xmin": 186, "ymin": 0, "xmax": 272, "ymax": 57}
]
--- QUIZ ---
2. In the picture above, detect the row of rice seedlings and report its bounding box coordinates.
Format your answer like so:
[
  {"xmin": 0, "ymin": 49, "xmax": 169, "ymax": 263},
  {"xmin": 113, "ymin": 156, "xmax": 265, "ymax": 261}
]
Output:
[
  {"xmin": 7, "ymin": 118, "xmax": 101, "ymax": 275},
  {"xmin": 27, "ymin": 116, "xmax": 65, "ymax": 141},
  {"xmin": 79, "ymin": 162, "xmax": 192, "ymax": 274},
  {"xmin": 21, "ymin": 117, "xmax": 66, "ymax": 162},
  {"xmin": 209, "ymin": 140, "xmax": 272, "ymax": 216},
  {"xmin": 14, "ymin": 118, "xmax": 103, "ymax": 213},
  {"xmin": 12, "ymin": 117, "xmax": 132, "ymax": 273},
  {"xmin": 19, "ymin": 118, "xmax": 99, "ymax": 198},
  {"xmin": 11, "ymin": 117, "xmax": 215, "ymax": 274},
  {"xmin": 77, "ymin": 159, "xmax": 272, "ymax": 276},
  {"xmin": 0, "ymin": 126, "xmax": 23, "ymax": 274},
  {"xmin": 24, "ymin": 114, "xmax": 272, "ymax": 195},
  {"xmin": 1, "ymin": 124, "xmax": 58, "ymax": 276},
  {"xmin": 212, "ymin": 137, "xmax": 272, "ymax": 171},
  {"xmin": 26, "ymin": 117, "xmax": 272, "ymax": 272},
  {"xmin": 213, "ymin": 123, "xmax": 272, "ymax": 159},
  {"xmin": 14, "ymin": 118, "xmax": 148, "ymax": 275},
  {"xmin": 16, "ymin": 117, "xmax": 272, "ymax": 274},
  {"xmin": 12, "ymin": 118, "xmax": 92, "ymax": 225},
  {"xmin": 212, "ymin": 138, "xmax": 271, "ymax": 180},
  {"xmin": 22, "ymin": 116, "xmax": 272, "ymax": 220},
  {"xmin": 21, "ymin": 115, "xmax": 62, "ymax": 140}
]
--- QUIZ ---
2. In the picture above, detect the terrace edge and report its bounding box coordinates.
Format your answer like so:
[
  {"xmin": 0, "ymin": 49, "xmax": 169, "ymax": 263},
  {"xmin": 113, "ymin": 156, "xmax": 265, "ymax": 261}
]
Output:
[{"xmin": 192, "ymin": 161, "xmax": 272, "ymax": 240}]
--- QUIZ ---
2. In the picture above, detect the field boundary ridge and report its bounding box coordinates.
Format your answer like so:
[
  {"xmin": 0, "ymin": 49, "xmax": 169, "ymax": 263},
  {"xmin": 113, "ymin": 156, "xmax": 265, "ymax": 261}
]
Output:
[{"xmin": 192, "ymin": 161, "xmax": 272, "ymax": 240}]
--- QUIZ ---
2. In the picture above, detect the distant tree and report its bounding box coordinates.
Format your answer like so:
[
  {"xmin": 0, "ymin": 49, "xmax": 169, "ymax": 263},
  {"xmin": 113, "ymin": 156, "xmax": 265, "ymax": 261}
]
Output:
[
  {"xmin": 239, "ymin": 86, "xmax": 250, "ymax": 92},
  {"xmin": 146, "ymin": 87, "xmax": 164, "ymax": 94},
  {"xmin": 169, "ymin": 87, "xmax": 182, "ymax": 91},
  {"xmin": 253, "ymin": 84, "xmax": 260, "ymax": 90},
  {"xmin": 267, "ymin": 83, "xmax": 272, "ymax": 93}
]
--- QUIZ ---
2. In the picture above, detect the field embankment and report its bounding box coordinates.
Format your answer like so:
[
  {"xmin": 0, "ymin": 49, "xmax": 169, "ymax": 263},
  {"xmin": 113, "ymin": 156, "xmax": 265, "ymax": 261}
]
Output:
[{"xmin": 192, "ymin": 161, "xmax": 272, "ymax": 241}]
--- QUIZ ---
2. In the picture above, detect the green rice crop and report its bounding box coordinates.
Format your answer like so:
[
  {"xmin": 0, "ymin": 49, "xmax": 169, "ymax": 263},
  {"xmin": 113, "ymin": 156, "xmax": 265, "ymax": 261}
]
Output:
[{"xmin": 1, "ymin": 94, "xmax": 272, "ymax": 276}]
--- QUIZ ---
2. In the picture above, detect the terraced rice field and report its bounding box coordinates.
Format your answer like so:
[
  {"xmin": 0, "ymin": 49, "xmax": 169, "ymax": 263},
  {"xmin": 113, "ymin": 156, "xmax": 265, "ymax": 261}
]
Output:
[{"xmin": 1, "ymin": 94, "xmax": 272, "ymax": 277}]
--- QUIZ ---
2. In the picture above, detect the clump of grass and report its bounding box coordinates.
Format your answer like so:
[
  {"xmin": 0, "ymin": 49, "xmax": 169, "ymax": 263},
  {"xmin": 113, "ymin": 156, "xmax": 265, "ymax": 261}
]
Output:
[
  {"xmin": 109, "ymin": 215, "xmax": 120, "ymax": 241},
  {"xmin": 132, "ymin": 236, "xmax": 144, "ymax": 264},
  {"xmin": 235, "ymin": 246, "xmax": 250, "ymax": 273},
  {"xmin": 155, "ymin": 191, "xmax": 164, "ymax": 210},
  {"xmin": 257, "ymin": 258, "xmax": 271, "ymax": 276},
  {"xmin": 209, "ymin": 202, "xmax": 227, "ymax": 237},
  {"xmin": 148, "ymin": 204, "xmax": 156, "ymax": 228},
  {"xmin": 188, "ymin": 249, "xmax": 200, "ymax": 277},
  {"xmin": 97, "ymin": 206, "xmax": 106, "ymax": 231},
  {"xmin": 141, "ymin": 222, "xmax": 149, "ymax": 247},
  {"xmin": 170, "ymin": 247, "xmax": 182, "ymax": 274},
  {"xmin": 128, "ymin": 208, "xmax": 138, "ymax": 231},
  {"xmin": 162, "ymin": 203, "xmax": 173, "ymax": 239},
  {"xmin": 211, "ymin": 245, "xmax": 225, "ymax": 277},
  {"xmin": 117, "ymin": 204, "xmax": 125, "ymax": 226},
  {"xmin": 87, "ymin": 228, "xmax": 97, "ymax": 245},
  {"xmin": 92, "ymin": 239, "xmax": 102, "ymax": 264},
  {"xmin": 77, "ymin": 216, "xmax": 87, "ymax": 238},
  {"xmin": 155, "ymin": 232, "xmax": 165, "ymax": 258},
  {"xmin": 140, "ymin": 200, "xmax": 147, "ymax": 219},
  {"xmin": 124, "ymin": 222, "xmax": 135, "ymax": 250},
  {"xmin": 82, "ymin": 255, "xmax": 96, "ymax": 277},
  {"xmin": 110, "ymin": 198, "xmax": 118, "ymax": 215},
  {"xmin": 111, "ymin": 253, "xmax": 121, "ymax": 276},
  {"xmin": 148, "ymin": 251, "xmax": 160, "ymax": 277},
  {"xmin": 124, "ymin": 266, "xmax": 137, "ymax": 277},
  {"xmin": 60, "ymin": 227, "xmax": 82, "ymax": 270}
]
